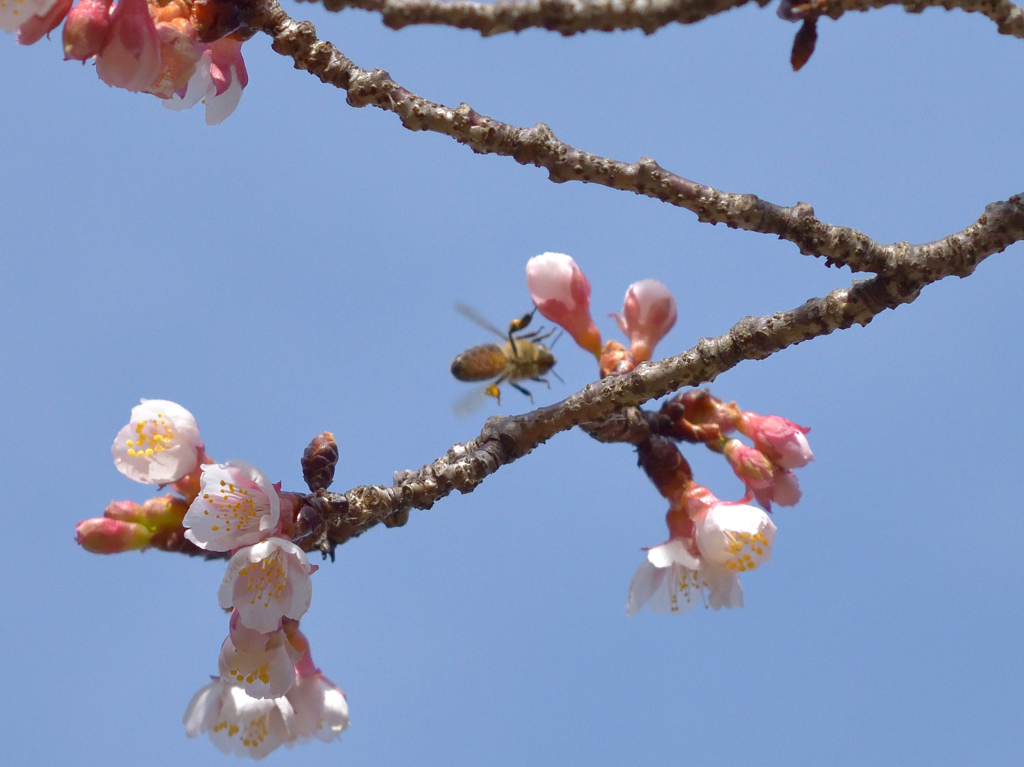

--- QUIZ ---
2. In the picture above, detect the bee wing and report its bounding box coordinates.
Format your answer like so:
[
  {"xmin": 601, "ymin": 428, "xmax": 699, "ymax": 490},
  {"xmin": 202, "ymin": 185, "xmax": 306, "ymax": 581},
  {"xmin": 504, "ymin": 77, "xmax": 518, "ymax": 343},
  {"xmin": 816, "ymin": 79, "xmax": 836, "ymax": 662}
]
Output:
[
  {"xmin": 455, "ymin": 303, "xmax": 507, "ymax": 340},
  {"xmin": 452, "ymin": 385, "xmax": 497, "ymax": 418}
]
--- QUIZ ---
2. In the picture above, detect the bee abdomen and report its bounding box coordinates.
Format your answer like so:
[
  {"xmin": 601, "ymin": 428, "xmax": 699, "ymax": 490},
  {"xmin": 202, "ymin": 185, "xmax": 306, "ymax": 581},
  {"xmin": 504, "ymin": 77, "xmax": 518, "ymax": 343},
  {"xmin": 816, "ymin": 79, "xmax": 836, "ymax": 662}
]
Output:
[{"xmin": 451, "ymin": 344, "xmax": 507, "ymax": 381}]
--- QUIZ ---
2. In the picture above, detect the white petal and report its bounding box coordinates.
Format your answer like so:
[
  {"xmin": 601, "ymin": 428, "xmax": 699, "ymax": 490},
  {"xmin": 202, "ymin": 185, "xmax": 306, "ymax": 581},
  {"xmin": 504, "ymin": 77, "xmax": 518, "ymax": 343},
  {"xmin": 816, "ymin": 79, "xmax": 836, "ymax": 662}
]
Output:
[
  {"xmin": 646, "ymin": 539, "xmax": 700, "ymax": 569},
  {"xmin": 164, "ymin": 53, "xmax": 212, "ymax": 112},
  {"xmin": 205, "ymin": 66, "xmax": 243, "ymax": 126},
  {"xmin": 626, "ymin": 561, "xmax": 665, "ymax": 617},
  {"xmin": 702, "ymin": 565, "xmax": 743, "ymax": 610},
  {"xmin": 183, "ymin": 678, "xmax": 224, "ymax": 737}
]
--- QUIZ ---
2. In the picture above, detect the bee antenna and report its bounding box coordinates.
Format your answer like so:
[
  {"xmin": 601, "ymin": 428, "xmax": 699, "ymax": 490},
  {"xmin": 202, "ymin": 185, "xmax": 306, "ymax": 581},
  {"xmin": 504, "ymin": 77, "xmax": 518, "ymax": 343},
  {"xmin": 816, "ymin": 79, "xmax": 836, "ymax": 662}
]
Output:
[{"xmin": 551, "ymin": 369, "xmax": 564, "ymax": 384}]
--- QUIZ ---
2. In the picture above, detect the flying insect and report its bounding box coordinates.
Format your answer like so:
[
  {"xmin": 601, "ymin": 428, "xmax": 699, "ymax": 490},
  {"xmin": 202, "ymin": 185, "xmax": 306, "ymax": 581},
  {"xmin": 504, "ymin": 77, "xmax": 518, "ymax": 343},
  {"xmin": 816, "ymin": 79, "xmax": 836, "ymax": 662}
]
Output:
[{"xmin": 450, "ymin": 303, "xmax": 559, "ymax": 412}]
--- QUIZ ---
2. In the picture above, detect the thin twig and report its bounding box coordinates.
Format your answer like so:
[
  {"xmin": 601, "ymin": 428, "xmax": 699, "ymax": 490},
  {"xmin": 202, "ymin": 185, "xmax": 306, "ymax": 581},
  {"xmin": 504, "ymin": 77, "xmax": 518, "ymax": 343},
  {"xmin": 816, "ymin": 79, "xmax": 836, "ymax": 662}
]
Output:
[
  {"xmin": 250, "ymin": 0, "xmax": 1024, "ymax": 277},
  {"xmin": 295, "ymin": 0, "xmax": 1024, "ymax": 40}
]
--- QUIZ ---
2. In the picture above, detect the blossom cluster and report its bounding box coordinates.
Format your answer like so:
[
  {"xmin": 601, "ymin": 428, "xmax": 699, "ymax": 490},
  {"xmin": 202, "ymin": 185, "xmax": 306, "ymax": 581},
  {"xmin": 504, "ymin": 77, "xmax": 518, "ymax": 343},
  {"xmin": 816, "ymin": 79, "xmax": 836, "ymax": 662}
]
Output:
[
  {"xmin": 523, "ymin": 254, "xmax": 814, "ymax": 614},
  {"xmin": 76, "ymin": 399, "xmax": 349, "ymax": 758},
  {"xmin": 3, "ymin": 0, "xmax": 248, "ymax": 124}
]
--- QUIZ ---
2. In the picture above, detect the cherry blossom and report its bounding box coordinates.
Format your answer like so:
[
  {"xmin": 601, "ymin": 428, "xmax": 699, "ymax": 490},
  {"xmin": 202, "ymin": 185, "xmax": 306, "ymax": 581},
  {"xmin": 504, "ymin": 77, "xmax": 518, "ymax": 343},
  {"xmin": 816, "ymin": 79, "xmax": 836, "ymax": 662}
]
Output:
[
  {"xmin": 95, "ymin": 0, "xmax": 162, "ymax": 92},
  {"xmin": 281, "ymin": 624, "xmax": 351, "ymax": 743},
  {"xmin": 737, "ymin": 412, "xmax": 814, "ymax": 469},
  {"xmin": 218, "ymin": 617, "xmax": 298, "ymax": 700},
  {"xmin": 287, "ymin": 671, "xmax": 350, "ymax": 743},
  {"xmin": 111, "ymin": 399, "xmax": 203, "ymax": 484},
  {"xmin": 626, "ymin": 537, "xmax": 744, "ymax": 615},
  {"xmin": 525, "ymin": 252, "xmax": 602, "ymax": 356},
  {"xmin": 219, "ymin": 538, "xmax": 314, "ymax": 634},
  {"xmin": 612, "ymin": 279, "xmax": 677, "ymax": 362},
  {"xmin": 694, "ymin": 500, "xmax": 776, "ymax": 575},
  {"xmin": 184, "ymin": 677, "xmax": 295, "ymax": 760},
  {"xmin": 183, "ymin": 461, "xmax": 281, "ymax": 552}
]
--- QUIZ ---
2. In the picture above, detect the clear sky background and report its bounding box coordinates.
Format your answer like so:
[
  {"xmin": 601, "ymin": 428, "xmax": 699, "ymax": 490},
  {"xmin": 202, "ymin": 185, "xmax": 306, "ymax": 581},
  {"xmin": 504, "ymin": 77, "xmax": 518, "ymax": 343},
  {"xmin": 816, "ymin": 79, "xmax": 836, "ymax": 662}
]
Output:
[{"xmin": 2, "ymin": 5, "xmax": 1023, "ymax": 766}]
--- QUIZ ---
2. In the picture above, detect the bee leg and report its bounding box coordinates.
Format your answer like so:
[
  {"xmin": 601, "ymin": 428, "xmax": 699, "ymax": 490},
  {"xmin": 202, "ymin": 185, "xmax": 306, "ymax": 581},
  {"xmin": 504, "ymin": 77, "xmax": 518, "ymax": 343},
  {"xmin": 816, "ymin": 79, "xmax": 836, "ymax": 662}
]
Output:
[
  {"xmin": 484, "ymin": 384, "xmax": 502, "ymax": 404},
  {"xmin": 531, "ymin": 376, "xmax": 552, "ymax": 389},
  {"xmin": 509, "ymin": 382, "xmax": 534, "ymax": 402}
]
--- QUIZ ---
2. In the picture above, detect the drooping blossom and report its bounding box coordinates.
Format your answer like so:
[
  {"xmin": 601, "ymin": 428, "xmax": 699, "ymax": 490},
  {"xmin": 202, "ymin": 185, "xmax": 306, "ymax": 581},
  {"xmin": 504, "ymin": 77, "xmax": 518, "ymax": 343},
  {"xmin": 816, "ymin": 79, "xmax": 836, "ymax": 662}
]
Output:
[
  {"xmin": 184, "ymin": 677, "xmax": 295, "ymax": 759},
  {"xmin": 183, "ymin": 461, "xmax": 281, "ymax": 551},
  {"xmin": 218, "ymin": 611, "xmax": 298, "ymax": 700},
  {"xmin": 694, "ymin": 497, "xmax": 776, "ymax": 576},
  {"xmin": 737, "ymin": 412, "xmax": 813, "ymax": 469},
  {"xmin": 75, "ymin": 517, "xmax": 151, "ymax": 553},
  {"xmin": 112, "ymin": 399, "xmax": 204, "ymax": 484},
  {"xmin": 164, "ymin": 35, "xmax": 248, "ymax": 125},
  {"xmin": 219, "ymin": 537, "xmax": 314, "ymax": 634},
  {"xmin": 61, "ymin": 0, "xmax": 110, "ymax": 59},
  {"xmin": 612, "ymin": 279, "xmax": 677, "ymax": 362},
  {"xmin": 525, "ymin": 252, "xmax": 602, "ymax": 356},
  {"xmin": 12, "ymin": 0, "xmax": 70, "ymax": 44},
  {"xmin": 95, "ymin": 0, "xmax": 162, "ymax": 92},
  {"xmin": 285, "ymin": 625, "xmax": 350, "ymax": 742},
  {"xmin": 627, "ymin": 538, "xmax": 705, "ymax": 616}
]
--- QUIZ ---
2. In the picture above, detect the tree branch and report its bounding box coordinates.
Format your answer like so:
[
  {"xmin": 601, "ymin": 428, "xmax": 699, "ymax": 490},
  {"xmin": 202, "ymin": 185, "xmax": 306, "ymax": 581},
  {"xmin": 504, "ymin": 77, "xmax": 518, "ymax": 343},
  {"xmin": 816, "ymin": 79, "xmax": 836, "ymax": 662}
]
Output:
[
  {"xmin": 293, "ymin": 0, "xmax": 1024, "ymax": 40},
  {"xmin": 214, "ymin": 0, "xmax": 1024, "ymax": 559},
  {"xmin": 295, "ymin": 219, "xmax": 1014, "ymax": 556},
  {"xmin": 251, "ymin": 0, "xmax": 1024, "ymax": 276}
]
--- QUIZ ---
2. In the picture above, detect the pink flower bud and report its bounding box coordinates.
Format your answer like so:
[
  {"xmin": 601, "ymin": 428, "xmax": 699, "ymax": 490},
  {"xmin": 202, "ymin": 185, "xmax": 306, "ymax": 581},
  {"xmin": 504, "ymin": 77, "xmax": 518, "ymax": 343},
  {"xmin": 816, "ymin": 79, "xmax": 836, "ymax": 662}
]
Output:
[
  {"xmin": 95, "ymin": 0, "xmax": 162, "ymax": 93},
  {"xmin": 612, "ymin": 279, "xmax": 677, "ymax": 362},
  {"xmin": 769, "ymin": 469, "xmax": 802, "ymax": 507},
  {"xmin": 62, "ymin": 0, "xmax": 111, "ymax": 59},
  {"xmin": 102, "ymin": 498, "xmax": 145, "ymax": 522},
  {"xmin": 76, "ymin": 517, "xmax": 151, "ymax": 553},
  {"xmin": 525, "ymin": 253, "xmax": 602, "ymax": 356},
  {"xmin": 737, "ymin": 412, "xmax": 813, "ymax": 469},
  {"xmin": 15, "ymin": 0, "xmax": 71, "ymax": 45},
  {"xmin": 723, "ymin": 439, "xmax": 774, "ymax": 490}
]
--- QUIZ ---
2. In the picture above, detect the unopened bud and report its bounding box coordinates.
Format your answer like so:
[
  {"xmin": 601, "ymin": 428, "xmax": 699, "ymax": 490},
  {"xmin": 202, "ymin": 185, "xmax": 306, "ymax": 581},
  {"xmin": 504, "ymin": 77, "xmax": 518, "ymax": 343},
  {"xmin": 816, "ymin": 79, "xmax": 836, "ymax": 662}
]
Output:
[
  {"xmin": 62, "ymin": 0, "xmax": 111, "ymax": 60},
  {"xmin": 723, "ymin": 439, "xmax": 774, "ymax": 490},
  {"xmin": 737, "ymin": 412, "xmax": 813, "ymax": 469},
  {"xmin": 102, "ymin": 499, "xmax": 145, "ymax": 522},
  {"xmin": 140, "ymin": 494, "xmax": 189, "ymax": 530},
  {"xmin": 526, "ymin": 253, "xmax": 602, "ymax": 356},
  {"xmin": 76, "ymin": 517, "xmax": 151, "ymax": 554},
  {"xmin": 302, "ymin": 432, "xmax": 338, "ymax": 492},
  {"xmin": 95, "ymin": 0, "xmax": 163, "ymax": 92},
  {"xmin": 612, "ymin": 279, "xmax": 677, "ymax": 363}
]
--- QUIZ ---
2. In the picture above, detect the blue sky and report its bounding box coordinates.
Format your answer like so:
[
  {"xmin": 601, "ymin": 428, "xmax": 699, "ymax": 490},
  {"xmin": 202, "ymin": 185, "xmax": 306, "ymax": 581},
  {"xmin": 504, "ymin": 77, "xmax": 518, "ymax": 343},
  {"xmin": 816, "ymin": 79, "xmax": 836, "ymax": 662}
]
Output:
[{"xmin": 2, "ymin": 5, "xmax": 1023, "ymax": 766}]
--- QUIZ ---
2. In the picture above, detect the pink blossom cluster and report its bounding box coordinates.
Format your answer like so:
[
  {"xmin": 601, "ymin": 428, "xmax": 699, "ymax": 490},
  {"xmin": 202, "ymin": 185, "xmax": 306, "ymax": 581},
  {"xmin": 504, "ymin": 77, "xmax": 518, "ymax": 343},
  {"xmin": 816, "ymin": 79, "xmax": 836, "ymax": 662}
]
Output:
[
  {"xmin": 628, "ymin": 485, "xmax": 776, "ymax": 615},
  {"xmin": 77, "ymin": 399, "xmax": 349, "ymax": 758},
  {"xmin": 525, "ymin": 252, "xmax": 678, "ymax": 365},
  {"xmin": 3, "ymin": 0, "xmax": 248, "ymax": 124},
  {"xmin": 629, "ymin": 392, "xmax": 814, "ymax": 616}
]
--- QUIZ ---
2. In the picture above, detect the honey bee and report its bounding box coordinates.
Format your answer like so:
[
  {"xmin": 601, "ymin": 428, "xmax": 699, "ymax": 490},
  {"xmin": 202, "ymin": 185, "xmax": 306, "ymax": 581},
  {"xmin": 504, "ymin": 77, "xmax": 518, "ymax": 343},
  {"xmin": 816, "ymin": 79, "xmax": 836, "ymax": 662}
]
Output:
[{"xmin": 451, "ymin": 303, "xmax": 560, "ymax": 412}]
